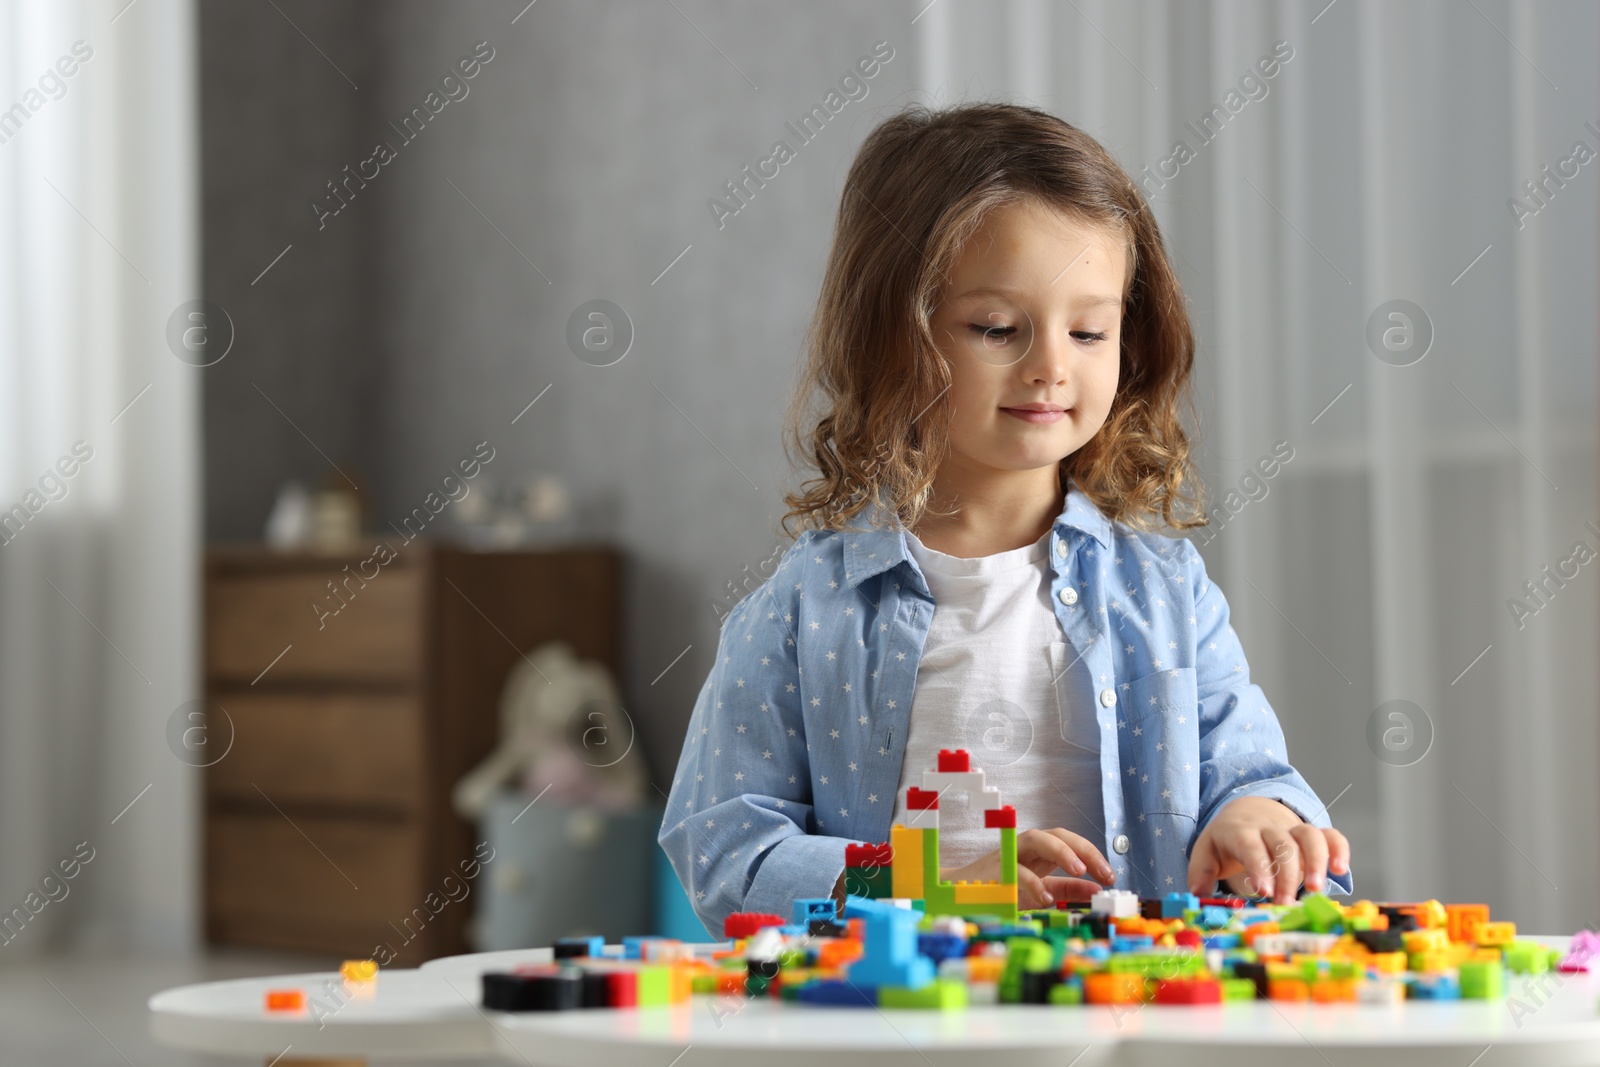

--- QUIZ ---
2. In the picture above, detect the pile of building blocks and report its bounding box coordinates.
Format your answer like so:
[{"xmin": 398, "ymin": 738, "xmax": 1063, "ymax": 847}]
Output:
[{"xmin": 465, "ymin": 750, "xmax": 1596, "ymax": 1012}]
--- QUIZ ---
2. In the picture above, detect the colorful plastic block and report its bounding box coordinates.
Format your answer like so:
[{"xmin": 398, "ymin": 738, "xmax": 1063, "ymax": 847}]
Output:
[
  {"xmin": 264, "ymin": 989, "xmax": 304, "ymax": 1012},
  {"xmin": 339, "ymin": 959, "xmax": 378, "ymax": 982}
]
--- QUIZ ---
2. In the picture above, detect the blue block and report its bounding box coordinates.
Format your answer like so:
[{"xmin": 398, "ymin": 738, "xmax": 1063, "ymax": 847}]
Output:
[
  {"xmin": 917, "ymin": 932, "xmax": 968, "ymax": 965},
  {"xmin": 622, "ymin": 936, "xmax": 666, "ymax": 960},
  {"xmin": 1408, "ymin": 973, "xmax": 1460, "ymax": 1000},
  {"xmin": 1200, "ymin": 906, "xmax": 1231, "ymax": 929},
  {"xmin": 556, "ymin": 935, "xmax": 604, "ymax": 958},
  {"xmin": 845, "ymin": 899, "xmax": 934, "ymax": 990},
  {"xmin": 1111, "ymin": 935, "xmax": 1154, "ymax": 952},
  {"xmin": 1203, "ymin": 933, "xmax": 1241, "ymax": 950},
  {"xmin": 795, "ymin": 979, "xmax": 877, "ymax": 1006},
  {"xmin": 794, "ymin": 897, "xmax": 838, "ymax": 926},
  {"xmin": 1162, "ymin": 892, "xmax": 1200, "ymax": 919}
]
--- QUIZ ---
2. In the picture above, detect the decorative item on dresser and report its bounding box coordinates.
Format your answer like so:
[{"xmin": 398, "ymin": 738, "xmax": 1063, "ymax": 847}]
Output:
[{"xmin": 201, "ymin": 540, "xmax": 620, "ymax": 966}]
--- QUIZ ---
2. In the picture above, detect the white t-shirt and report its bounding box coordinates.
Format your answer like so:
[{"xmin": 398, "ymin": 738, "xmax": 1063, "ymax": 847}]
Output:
[{"xmin": 890, "ymin": 527, "xmax": 1105, "ymax": 870}]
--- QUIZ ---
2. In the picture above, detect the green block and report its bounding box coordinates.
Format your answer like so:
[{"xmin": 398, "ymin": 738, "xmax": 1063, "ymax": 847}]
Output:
[
  {"xmin": 745, "ymin": 974, "xmax": 771, "ymax": 998},
  {"xmin": 999, "ymin": 936, "xmax": 1052, "ymax": 1004},
  {"xmin": 1459, "ymin": 960, "xmax": 1505, "ymax": 999},
  {"xmin": 1109, "ymin": 952, "xmax": 1207, "ymax": 977},
  {"xmin": 637, "ymin": 966, "xmax": 671, "ymax": 1006},
  {"xmin": 1300, "ymin": 893, "xmax": 1342, "ymax": 934},
  {"xmin": 1329, "ymin": 959, "xmax": 1358, "ymax": 981},
  {"xmin": 1504, "ymin": 941, "xmax": 1550, "ymax": 975},
  {"xmin": 1347, "ymin": 916, "xmax": 1373, "ymax": 931},
  {"xmin": 691, "ymin": 973, "xmax": 716, "ymax": 994},
  {"xmin": 844, "ymin": 865, "xmax": 893, "ymax": 899},
  {"xmin": 881, "ymin": 979, "xmax": 967, "ymax": 1009},
  {"xmin": 1049, "ymin": 980, "xmax": 1084, "ymax": 1005},
  {"xmin": 1278, "ymin": 906, "xmax": 1310, "ymax": 932},
  {"xmin": 1221, "ymin": 977, "xmax": 1259, "ymax": 1001},
  {"xmin": 1000, "ymin": 826, "xmax": 1018, "ymax": 885}
]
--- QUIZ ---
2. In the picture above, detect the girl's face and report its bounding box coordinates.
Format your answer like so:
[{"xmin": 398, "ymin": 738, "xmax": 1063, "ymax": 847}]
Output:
[{"xmin": 929, "ymin": 198, "xmax": 1127, "ymax": 481}]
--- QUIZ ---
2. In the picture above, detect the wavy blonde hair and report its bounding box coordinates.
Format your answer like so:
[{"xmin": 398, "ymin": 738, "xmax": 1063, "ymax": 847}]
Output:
[{"xmin": 780, "ymin": 102, "xmax": 1208, "ymax": 540}]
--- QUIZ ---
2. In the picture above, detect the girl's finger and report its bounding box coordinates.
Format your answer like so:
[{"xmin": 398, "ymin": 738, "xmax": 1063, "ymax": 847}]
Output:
[
  {"xmin": 1187, "ymin": 832, "xmax": 1223, "ymax": 897},
  {"xmin": 1038, "ymin": 828, "xmax": 1114, "ymax": 882},
  {"xmin": 1231, "ymin": 831, "xmax": 1276, "ymax": 900},
  {"xmin": 1291, "ymin": 823, "xmax": 1329, "ymax": 894},
  {"xmin": 1016, "ymin": 866, "xmax": 1053, "ymax": 909},
  {"xmin": 1017, "ymin": 829, "xmax": 1092, "ymax": 880},
  {"xmin": 1261, "ymin": 825, "xmax": 1301, "ymax": 905},
  {"xmin": 1324, "ymin": 827, "xmax": 1351, "ymax": 876},
  {"xmin": 1041, "ymin": 875, "xmax": 1105, "ymax": 904}
]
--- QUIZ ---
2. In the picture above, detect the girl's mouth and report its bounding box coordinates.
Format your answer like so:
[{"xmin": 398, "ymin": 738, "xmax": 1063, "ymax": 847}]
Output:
[{"xmin": 1001, "ymin": 407, "xmax": 1068, "ymax": 424}]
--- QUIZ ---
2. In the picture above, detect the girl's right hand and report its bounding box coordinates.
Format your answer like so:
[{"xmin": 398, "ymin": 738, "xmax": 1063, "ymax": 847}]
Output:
[{"xmin": 941, "ymin": 828, "xmax": 1117, "ymax": 910}]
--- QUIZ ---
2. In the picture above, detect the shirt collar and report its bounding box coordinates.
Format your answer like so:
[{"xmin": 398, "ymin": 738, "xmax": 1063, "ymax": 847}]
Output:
[{"xmin": 839, "ymin": 481, "xmax": 1113, "ymax": 590}]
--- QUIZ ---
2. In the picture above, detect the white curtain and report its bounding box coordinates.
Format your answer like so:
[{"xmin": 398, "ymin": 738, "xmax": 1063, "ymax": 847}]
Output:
[
  {"xmin": 0, "ymin": 0, "xmax": 200, "ymax": 953},
  {"xmin": 917, "ymin": 0, "xmax": 1599, "ymax": 931}
]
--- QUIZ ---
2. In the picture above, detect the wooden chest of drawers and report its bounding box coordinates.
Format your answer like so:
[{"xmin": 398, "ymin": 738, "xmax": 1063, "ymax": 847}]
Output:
[{"xmin": 202, "ymin": 541, "xmax": 620, "ymax": 965}]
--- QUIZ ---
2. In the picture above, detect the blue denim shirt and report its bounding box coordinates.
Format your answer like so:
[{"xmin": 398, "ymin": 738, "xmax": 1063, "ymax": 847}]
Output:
[{"xmin": 660, "ymin": 483, "xmax": 1353, "ymax": 938}]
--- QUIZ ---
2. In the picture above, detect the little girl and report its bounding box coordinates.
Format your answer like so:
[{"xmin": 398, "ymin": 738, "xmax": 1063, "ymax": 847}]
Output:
[{"xmin": 660, "ymin": 102, "xmax": 1351, "ymax": 938}]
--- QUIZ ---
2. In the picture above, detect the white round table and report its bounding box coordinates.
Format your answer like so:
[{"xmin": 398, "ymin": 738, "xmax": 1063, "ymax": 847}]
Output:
[{"xmin": 150, "ymin": 937, "xmax": 1600, "ymax": 1066}]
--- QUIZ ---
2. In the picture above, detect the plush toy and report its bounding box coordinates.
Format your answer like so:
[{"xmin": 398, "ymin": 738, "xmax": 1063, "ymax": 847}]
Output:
[{"xmin": 452, "ymin": 641, "xmax": 646, "ymax": 818}]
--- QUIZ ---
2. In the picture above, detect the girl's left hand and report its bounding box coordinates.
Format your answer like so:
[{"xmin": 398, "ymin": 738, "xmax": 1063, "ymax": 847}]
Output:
[{"xmin": 1186, "ymin": 796, "xmax": 1350, "ymax": 904}]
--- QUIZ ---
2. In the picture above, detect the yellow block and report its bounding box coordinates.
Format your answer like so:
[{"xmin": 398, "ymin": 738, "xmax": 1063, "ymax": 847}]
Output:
[
  {"xmin": 1370, "ymin": 952, "xmax": 1407, "ymax": 974},
  {"xmin": 1475, "ymin": 921, "xmax": 1516, "ymax": 946},
  {"xmin": 952, "ymin": 882, "xmax": 1019, "ymax": 905},
  {"xmin": 1404, "ymin": 929, "xmax": 1448, "ymax": 954},
  {"xmin": 891, "ymin": 825, "xmax": 925, "ymax": 899}
]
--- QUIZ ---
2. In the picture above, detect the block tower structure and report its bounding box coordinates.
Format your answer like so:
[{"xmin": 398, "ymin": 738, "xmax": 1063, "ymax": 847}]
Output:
[{"xmin": 844, "ymin": 748, "xmax": 1019, "ymax": 922}]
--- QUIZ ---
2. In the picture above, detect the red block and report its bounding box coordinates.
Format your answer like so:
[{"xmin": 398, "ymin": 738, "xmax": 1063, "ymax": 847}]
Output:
[
  {"xmin": 1173, "ymin": 929, "xmax": 1203, "ymax": 949},
  {"xmin": 906, "ymin": 787, "xmax": 940, "ymax": 811},
  {"xmin": 984, "ymin": 805, "xmax": 1017, "ymax": 828},
  {"xmin": 724, "ymin": 912, "xmax": 786, "ymax": 939},
  {"xmin": 606, "ymin": 970, "xmax": 638, "ymax": 1007},
  {"xmin": 1155, "ymin": 977, "xmax": 1223, "ymax": 1004},
  {"xmin": 845, "ymin": 841, "xmax": 893, "ymax": 867},
  {"xmin": 936, "ymin": 749, "xmax": 970, "ymax": 772},
  {"xmin": 1199, "ymin": 896, "xmax": 1245, "ymax": 909}
]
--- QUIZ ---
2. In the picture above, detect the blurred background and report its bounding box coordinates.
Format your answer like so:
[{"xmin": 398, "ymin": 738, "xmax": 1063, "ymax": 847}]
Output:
[{"xmin": 0, "ymin": 0, "xmax": 1595, "ymax": 1062}]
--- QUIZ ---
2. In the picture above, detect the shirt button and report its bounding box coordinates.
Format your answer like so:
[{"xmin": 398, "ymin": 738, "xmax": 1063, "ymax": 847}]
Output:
[
  {"xmin": 1113, "ymin": 834, "xmax": 1130, "ymax": 854},
  {"xmin": 1055, "ymin": 539, "xmax": 1068, "ymax": 558},
  {"xmin": 1100, "ymin": 688, "xmax": 1116, "ymax": 707},
  {"xmin": 1059, "ymin": 587, "xmax": 1078, "ymax": 605}
]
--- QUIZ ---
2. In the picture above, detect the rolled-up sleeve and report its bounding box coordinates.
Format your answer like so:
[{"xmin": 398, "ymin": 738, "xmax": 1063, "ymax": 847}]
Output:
[
  {"xmin": 658, "ymin": 532, "xmax": 847, "ymax": 937},
  {"xmin": 1186, "ymin": 540, "xmax": 1354, "ymax": 896}
]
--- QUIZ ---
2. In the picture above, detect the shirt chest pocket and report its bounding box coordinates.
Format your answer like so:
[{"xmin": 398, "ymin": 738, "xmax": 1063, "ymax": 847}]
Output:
[
  {"xmin": 1049, "ymin": 639, "xmax": 1104, "ymax": 753},
  {"xmin": 1120, "ymin": 665, "xmax": 1200, "ymax": 817}
]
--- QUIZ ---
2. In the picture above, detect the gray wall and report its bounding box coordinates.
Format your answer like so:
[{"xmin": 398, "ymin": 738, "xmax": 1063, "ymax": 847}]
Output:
[{"xmin": 201, "ymin": 1, "xmax": 917, "ymax": 783}]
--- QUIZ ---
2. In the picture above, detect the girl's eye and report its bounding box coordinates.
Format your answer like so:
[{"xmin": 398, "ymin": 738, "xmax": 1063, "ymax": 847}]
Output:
[
  {"xmin": 967, "ymin": 324, "xmax": 1109, "ymax": 343},
  {"xmin": 968, "ymin": 323, "xmax": 1016, "ymax": 342}
]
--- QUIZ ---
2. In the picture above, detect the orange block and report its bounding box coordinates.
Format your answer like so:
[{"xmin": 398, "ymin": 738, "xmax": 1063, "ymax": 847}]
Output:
[
  {"xmin": 264, "ymin": 989, "xmax": 305, "ymax": 1012},
  {"xmin": 817, "ymin": 939, "xmax": 864, "ymax": 969},
  {"xmin": 1311, "ymin": 978, "xmax": 1357, "ymax": 1003},
  {"xmin": 1242, "ymin": 923, "xmax": 1280, "ymax": 948},
  {"xmin": 1447, "ymin": 904, "xmax": 1490, "ymax": 943},
  {"xmin": 714, "ymin": 971, "xmax": 747, "ymax": 995},
  {"xmin": 1268, "ymin": 978, "xmax": 1310, "ymax": 1001},
  {"xmin": 668, "ymin": 964, "xmax": 693, "ymax": 1003},
  {"xmin": 968, "ymin": 956, "xmax": 1006, "ymax": 983},
  {"xmin": 1085, "ymin": 972, "xmax": 1147, "ymax": 1005}
]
